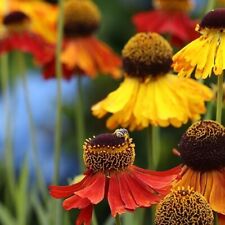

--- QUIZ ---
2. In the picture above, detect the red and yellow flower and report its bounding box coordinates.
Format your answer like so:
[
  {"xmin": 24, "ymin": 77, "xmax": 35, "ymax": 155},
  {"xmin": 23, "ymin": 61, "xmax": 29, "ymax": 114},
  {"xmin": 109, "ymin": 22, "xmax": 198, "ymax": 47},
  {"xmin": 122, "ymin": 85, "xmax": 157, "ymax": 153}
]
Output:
[
  {"xmin": 43, "ymin": 0, "xmax": 121, "ymax": 80},
  {"xmin": 92, "ymin": 32, "xmax": 212, "ymax": 130},
  {"xmin": 132, "ymin": 0, "xmax": 198, "ymax": 47},
  {"xmin": 0, "ymin": 10, "xmax": 54, "ymax": 65},
  {"xmin": 0, "ymin": 0, "xmax": 57, "ymax": 43},
  {"xmin": 49, "ymin": 128, "xmax": 181, "ymax": 225},
  {"xmin": 174, "ymin": 120, "xmax": 225, "ymax": 225}
]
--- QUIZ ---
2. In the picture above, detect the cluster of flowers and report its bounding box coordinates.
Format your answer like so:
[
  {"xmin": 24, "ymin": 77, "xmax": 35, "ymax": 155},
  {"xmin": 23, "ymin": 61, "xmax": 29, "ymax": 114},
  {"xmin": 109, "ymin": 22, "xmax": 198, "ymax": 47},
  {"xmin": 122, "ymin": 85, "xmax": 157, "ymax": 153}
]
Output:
[{"xmin": 0, "ymin": 0, "xmax": 224, "ymax": 225}]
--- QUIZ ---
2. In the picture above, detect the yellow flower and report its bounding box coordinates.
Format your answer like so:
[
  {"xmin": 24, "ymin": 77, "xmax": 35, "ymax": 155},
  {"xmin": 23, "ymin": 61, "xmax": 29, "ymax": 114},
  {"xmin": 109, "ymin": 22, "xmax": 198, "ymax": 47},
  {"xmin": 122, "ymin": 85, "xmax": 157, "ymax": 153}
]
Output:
[
  {"xmin": 155, "ymin": 187, "xmax": 214, "ymax": 225},
  {"xmin": 0, "ymin": 0, "xmax": 57, "ymax": 43},
  {"xmin": 173, "ymin": 9, "xmax": 225, "ymax": 79},
  {"xmin": 92, "ymin": 32, "xmax": 212, "ymax": 131},
  {"xmin": 174, "ymin": 120, "xmax": 225, "ymax": 222}
]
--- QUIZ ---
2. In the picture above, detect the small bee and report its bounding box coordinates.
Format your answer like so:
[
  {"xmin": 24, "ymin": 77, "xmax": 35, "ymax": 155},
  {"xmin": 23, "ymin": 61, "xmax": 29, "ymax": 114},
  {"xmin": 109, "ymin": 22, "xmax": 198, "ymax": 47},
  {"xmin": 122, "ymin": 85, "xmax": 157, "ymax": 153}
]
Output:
[{"xmin": 114, "ymin": 128, "xmax": 129, "ymax": 140}]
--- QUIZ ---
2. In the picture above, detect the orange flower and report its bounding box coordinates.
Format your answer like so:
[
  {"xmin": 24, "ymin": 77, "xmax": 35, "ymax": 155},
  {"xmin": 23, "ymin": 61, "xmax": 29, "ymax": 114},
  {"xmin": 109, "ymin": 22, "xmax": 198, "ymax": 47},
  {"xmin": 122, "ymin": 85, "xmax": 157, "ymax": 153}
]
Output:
[
  {"xmin": 174, "ymin": 120, "xmax": 225, "ymax": 224},
  {"xmin": 0, "ymin": 10, "xmax": 54, "ymax": 65},
  {"xmin": 43, "ymin": 0, "xmax": 121, "ymax": 80},
  {"xmin": 132, "ymin": 0, "xmax": 198, "ymax": 47},
  {"xmin": 49, "ymin": 129, "xmax": 181, "ymax": 225}
]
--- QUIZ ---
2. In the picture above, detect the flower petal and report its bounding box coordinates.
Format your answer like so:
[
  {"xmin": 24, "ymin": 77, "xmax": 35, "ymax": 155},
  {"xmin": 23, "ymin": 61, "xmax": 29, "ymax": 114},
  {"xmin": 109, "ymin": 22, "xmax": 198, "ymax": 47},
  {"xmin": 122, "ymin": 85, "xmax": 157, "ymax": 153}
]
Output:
[
  {"xmin": 63, "ymin": 195, "xmax": 90, "ymax": 210},
  {"xmin": 75, "ymin": 172, "xmax": 105, "ymax": 204},
  {"xmin": 130, "ymin": 165, "xmax": 181, "ymax": 194},
  {"xmin": 76, "ymin": 205, "xmax": 93, "ymax": 225},
  {"xmin": 108, "ymin": 174, "xmax": 126, "ymax": 217}
]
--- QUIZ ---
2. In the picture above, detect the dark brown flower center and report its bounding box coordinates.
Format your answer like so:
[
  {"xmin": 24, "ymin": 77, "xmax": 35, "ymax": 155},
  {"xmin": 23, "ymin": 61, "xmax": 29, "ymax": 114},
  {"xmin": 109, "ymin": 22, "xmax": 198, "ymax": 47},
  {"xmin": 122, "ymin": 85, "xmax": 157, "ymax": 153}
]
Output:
[
  {"xmin": 200, "ymin": 9, "xmax": 225, "ymax": 29},
  {"xmin": 155, "ymin": 187, "xmax": 214, "ymax": 225},
  {"xmin": 83, "ymin": 129, "xmax": 135, "ymax": 173},
  {"xmin": 179, "ymin": 120, "xmax": 225, "ymax": 172},
  {"xmin": 122, "ymin": 32, "xmax": 173, "ymax": 79},
  {"xmin": 63, "ymin": 0, "xmax": 100, "ymax": 37},
  {"xmin": 3, "ymin": 11, "xmax": 30, "ymax": 26}
]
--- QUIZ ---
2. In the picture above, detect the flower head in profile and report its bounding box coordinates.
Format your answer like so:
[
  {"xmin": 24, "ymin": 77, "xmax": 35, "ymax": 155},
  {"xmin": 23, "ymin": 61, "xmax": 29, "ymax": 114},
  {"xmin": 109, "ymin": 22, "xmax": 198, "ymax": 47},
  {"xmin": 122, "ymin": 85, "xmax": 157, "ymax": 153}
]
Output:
[
  {"xmin": 155, "ymin": 187, "xmax": 214, "ymax": 225},
  {"xmin": 132, "ymin": 0, "xmax": 198, "ymax": 47},
  {"xmin": 174, "ymin": 120, "xmax": 225, "ymax": 224},
  {"xmin": 49, "ymin": 129, "xmax": 180, "ymax": 225},
  {"xmin": 0, "ymin": 0, "xmax": 58, "ymax": 43},
  {"xmin": 0, "ymin": 10, "xmax": 54, "ymax": 65},
  {"xmin": 173, "ymin": 9, "xmax": 225, "ymax": 79},
  {"xmin": 43, "ymin": 0, "xmax": 121, "ymax": 80},
  {"xmin": 92, "ymin": 32, "xmax": 212, "ymax": 131}
]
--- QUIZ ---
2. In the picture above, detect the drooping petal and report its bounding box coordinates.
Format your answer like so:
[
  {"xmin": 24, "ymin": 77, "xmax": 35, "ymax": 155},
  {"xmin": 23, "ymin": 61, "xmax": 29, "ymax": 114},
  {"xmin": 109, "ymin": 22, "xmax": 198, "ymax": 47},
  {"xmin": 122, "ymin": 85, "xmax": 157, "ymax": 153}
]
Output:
[
  {"xmin": 108, "ymin": 174, "xmax": 127, "ymax": 217},
  {"xmin": 218, "ymin": 214, "xmax": 225, "ymax": 225},
  {"xmin": 63, "ymin": 195, "xmax": 90, "ymax": 210},
  {"xmin": 49, "ymin": 174, "xmax": 91, "ymax": 198},
  {"xmin": 133, "ymin": 10, "xmax": 197, "ymax": 47},
  {"xmin": 76, "ymin": 205, "xmax": 93, "ymax": 225},
  {"xmin": 75, "ymin": 172, "xmax": 105, "ymax": 204},
  {"xmin": 0, "ymin": 31, "xmax": 54, "ymax": 65},
  {"xmin": 174, "ymin": 167, "xmax": 225, "ymax": 215},
  {"xmin": 130, "ymin": 165, "xmax": 181, "ymax": 195},
  {"xmin": 122, "ymin": 171, "xmax": 161, "ymax": 207}
]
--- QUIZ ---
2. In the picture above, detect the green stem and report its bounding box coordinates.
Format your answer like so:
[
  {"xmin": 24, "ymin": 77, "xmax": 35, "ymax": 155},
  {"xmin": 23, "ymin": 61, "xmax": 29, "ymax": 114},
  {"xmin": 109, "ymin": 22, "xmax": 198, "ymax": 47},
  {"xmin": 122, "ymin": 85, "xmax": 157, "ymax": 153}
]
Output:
[
  {"xmin": 53, "ymin": 0, "xmax": 64, "ymax": 185},
  {"xmin": 92, "ymin": 211, "xmax": 98, "ymax": 225},
  {"xmin": 205, "ymin": 0, "xmax": 215, "ymax": 12},
  {"xmin": 52, "ymin": 1, "xmax": 64, "ymax": 225},
  {"xmin": 75, "ymin": 76, "xmax": 85, "ymax": 171},
  {"xmin": 0, "ymin": 54, "xmax": 15, "ymax": 201},
  {"xmin": 148, "ymin": 126, "xmax": 160, "ymax": 169},
  {"xmin": 115, "ymin": 214, "xmax": 122, "ymax": 225},
  {"xmin": 20, "ymin": 65, "xmax": 47, "ymax": 197},
  {"xmin": 216, "ymin": 74, "xmax": 224, "ymax": 123}
]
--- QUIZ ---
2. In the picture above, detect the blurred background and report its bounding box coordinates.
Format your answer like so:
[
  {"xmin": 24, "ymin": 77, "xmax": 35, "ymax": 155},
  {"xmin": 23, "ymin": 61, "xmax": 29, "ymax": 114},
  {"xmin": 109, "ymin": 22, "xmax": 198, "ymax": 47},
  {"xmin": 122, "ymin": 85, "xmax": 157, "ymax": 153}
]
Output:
[{"xmin": 0, "ymin": 0, "xmax": 224, "ymax": 225}]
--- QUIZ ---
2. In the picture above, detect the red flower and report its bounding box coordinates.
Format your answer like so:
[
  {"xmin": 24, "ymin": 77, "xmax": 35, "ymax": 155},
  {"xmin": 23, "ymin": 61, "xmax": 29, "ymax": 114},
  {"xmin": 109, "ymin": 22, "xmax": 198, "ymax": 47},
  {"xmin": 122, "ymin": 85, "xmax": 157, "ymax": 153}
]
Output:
[
  {"xmin": 132, "ymin": 0, "xmax": 198, "ymax": 47},
  {"xmin": 43, "ymin": 0, "xmax": 121, "ymax": 80},
  {"xmin": 0, "ymin": 11, "xmax": 54, "ymax": 65},
  {"xmin": 49, "ymin": 129, "xmax": 181, "ymax": 225},
  {"xmin": 43, "ymin": 37, "xmax": 121, "ymax": 80}
]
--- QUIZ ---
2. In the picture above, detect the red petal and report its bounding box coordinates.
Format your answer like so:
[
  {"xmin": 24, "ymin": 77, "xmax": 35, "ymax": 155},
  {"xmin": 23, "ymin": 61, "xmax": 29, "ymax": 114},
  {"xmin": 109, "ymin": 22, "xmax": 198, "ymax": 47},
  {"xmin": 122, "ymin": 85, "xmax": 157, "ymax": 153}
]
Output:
[
  {"xmin": 123, "ymin": 171, "xmax": 161, "ymax": 207},
  {"xmin": 108, "ymin": 174, "xmax": 126, "ymax": 217},
  {"xmin": 76, "ymin": 205, "xmax": 93, "ymax": 225},
  {"xmin": 218, "ymin": 214, "xmax": 225, "ymax": 225},
  {"xmin": 130, "ymin": 165, "xmax": 181, "ymax": 194},
  {"xmin": 0, "ymin": 32, "xmax": 54, "ymax": 65},
  {"xmin": 63, "ymin": 195, "xmax": 90, "ymax": 210},
  {"xmin": 49, "ymin": 174, "xmax": 91, "ymax": 198},
  {"xmin": 75, "ymin": 172, "xmax": 105, "ymax": 204},
  {"xmin": 117, "ymin": 172, "xmax": 138, "ymax": 210}
]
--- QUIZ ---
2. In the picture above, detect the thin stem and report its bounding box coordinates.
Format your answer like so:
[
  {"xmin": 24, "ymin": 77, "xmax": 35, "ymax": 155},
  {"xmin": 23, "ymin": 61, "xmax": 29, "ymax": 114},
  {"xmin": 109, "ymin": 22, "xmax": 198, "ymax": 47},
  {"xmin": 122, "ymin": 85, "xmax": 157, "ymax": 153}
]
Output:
[
  {"xmin": 205, "ymin": 0, "xmax": 215, "ymax": 12},
  {"xmin": 52, "ymin": 1, "xmax": 64, "ymax": 225},
  {"xmin": 75, "ymin": 76, "xmax": 85, "ymax": 171},
  {"xmin": 216, "ymin": 74, "xmax": 224, "ymax": 123},
  {"xmin": 53, "ymin": 0, "xmax": 64, "ymax": 185},
  {"xmin": 92, "ymin": 211, "xmax": 98, "ymax": 225},
  {"xmin": 115, "ymin": 214, "xmax": 122, "ymax": 225},
  {"xmin": 16, "ymin": 52, "xmax": 47, "ymax": 199},
  {"xmin": 0, "ymin": 54, "xmax": 15, "ymax": 201},
  {"xmin": 147, "ymin": 126, "xmax": 160, "ymax": 169}
]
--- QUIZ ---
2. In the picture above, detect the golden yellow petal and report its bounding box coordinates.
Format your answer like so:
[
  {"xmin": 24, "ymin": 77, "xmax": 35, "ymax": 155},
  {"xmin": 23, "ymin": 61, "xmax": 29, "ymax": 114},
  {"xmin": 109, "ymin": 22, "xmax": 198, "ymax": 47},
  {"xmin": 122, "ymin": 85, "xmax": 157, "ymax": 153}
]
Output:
[{"xmin": 214, "ymin": 33, "xmax": 225, "ymax": 75}]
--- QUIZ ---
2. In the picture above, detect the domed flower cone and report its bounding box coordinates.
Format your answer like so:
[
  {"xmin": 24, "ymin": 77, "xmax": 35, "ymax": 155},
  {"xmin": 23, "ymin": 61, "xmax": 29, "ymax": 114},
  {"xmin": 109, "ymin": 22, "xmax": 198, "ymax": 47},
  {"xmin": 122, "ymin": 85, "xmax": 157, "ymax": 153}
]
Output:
[
  {"xmin": 0, "ymin": 10, "xmax": 54, "ymax": 65},
  {"xmin": 132, "ymin": 0, "xmax": 198, "ymax": 47},
  {"xmin": 92, "ymin": 32, "xmax": 212, "ymax": 131},
  {"xmin": 173, "ymin": 9, "xmax": 225, "ymax": 79},
  {"xmin": 174, "ymin": 120, "xmax": 225, "ymax": 222},
  {"xmin": 43, "ymin": 0, "xmax": 121, "ymax": 80},
  {"xmin": 155, "ymin": 187, "xmax": 214, "ymax": 225},
  {"xmin": 49, "ymin": 129, "xmax": 181, "ymax": 225}
]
